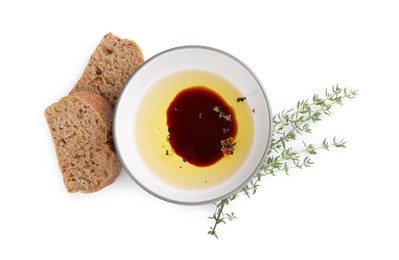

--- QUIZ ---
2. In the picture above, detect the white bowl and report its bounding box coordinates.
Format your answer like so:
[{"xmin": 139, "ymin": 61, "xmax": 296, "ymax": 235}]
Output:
[{"xmin": 113, "ymin": 46, "xmax": 272, "ymax": 205}]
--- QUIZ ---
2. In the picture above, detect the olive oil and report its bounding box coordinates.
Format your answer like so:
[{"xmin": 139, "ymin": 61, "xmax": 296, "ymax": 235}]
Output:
[{"xmin": 135, "ymin": 70, "xmax": 254, "ymax": 190}]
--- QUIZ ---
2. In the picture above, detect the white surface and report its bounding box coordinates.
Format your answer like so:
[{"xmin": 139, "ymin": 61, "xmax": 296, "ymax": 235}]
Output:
[{"xmin": 0, "ymin": 0, "xmax": 398, "ymax": 259}]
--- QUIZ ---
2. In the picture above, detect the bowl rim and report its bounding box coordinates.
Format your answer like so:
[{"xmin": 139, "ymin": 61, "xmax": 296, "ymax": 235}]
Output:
[{"xmin": 113, "ymin": 45, "xmax": 273, "ymax": 205}]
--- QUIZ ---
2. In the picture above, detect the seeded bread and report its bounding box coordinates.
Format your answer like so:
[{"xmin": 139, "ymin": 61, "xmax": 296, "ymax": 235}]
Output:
[
  {"xmin": 69, "ymin": 32, "xmax": 144, "ymax": 106},
  {"xmin": 45, "ymin": 91, "xmax": 121, "ymax": 193}
]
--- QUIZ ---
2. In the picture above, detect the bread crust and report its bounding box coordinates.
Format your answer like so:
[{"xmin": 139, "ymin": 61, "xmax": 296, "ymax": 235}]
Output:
[
  {"xmin": 69, "ymin": 92, "xmax": 122, "ymax": 189},
  {"xmin": 69, "ymin": 33, "xmax": 144, "ymax": 106}
]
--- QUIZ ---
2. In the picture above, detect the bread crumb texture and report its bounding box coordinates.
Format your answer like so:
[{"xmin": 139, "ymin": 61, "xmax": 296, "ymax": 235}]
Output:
[
  {"xmin": 44, "ymin": 92, "xmax": 121, "ymax": 193},
  {"xmin": 70, "ymin": 33, "xmax": 144, "ymax": 106}
]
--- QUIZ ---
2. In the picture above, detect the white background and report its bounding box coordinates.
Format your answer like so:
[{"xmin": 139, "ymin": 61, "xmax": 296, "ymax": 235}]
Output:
[{"xmin": 1, "ymin": 0, "xmax": 398, "ymax": 259}]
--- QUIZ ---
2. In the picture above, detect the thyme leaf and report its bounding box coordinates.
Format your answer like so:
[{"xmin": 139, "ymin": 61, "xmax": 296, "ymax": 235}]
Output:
[{"xmin": 207, "ymin": 85, "xmax": 358, "ymax": 239}]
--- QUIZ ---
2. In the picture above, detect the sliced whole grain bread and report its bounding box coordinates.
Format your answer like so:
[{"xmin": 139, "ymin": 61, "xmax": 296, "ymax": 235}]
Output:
[
  {"xmin": 45, "ymin": 91, "xmax": 122, "ymax": 193},
  {"xmin": 46, "ymin": 33, "xmax": 143, "ymax": 193},
  {"xmin": 69, "ymin": 32, "xmax": 144, "ymax": 106}
]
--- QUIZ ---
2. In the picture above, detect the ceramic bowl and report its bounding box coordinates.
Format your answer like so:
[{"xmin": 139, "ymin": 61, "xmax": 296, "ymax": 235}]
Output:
[{"xmin": 113, "ymin": 46, "xmax": 272, "ymax": 205}]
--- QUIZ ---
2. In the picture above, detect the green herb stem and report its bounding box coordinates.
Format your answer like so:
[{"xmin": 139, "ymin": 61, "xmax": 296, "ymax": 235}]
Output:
[{"xmin": 207, "ymin": 85, "xmax": 358, "ymax": 239}]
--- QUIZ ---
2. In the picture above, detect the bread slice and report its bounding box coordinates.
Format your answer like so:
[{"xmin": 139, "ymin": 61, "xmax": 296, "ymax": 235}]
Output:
[
  {"xmin": 44, "ymin": 91, "xmax": 121, "ymax": 193},
  {"xmin": 69, "ymin": 32, "xmax": 144, "ymax": 106}
]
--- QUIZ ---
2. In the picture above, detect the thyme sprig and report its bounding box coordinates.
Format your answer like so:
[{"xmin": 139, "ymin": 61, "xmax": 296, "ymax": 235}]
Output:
[{"xmin": 208, "ymin": 85, "xmax": 358, "ymax": 239}]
